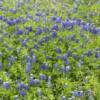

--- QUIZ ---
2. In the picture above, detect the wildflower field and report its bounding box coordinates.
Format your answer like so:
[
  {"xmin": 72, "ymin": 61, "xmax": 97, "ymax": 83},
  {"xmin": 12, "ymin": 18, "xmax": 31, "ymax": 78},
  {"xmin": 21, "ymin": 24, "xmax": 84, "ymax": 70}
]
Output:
[{"xmin": 0, "ymin": 0, "xmax": 100, "ymax": 100}]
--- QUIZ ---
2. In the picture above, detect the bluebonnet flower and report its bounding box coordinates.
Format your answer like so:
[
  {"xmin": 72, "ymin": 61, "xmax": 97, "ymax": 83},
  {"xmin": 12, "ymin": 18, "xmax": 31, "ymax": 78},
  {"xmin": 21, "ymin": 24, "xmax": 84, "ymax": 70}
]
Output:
[
  {"xmin": 41, "ymin": 63, "xmax": 49, "ymax": 70},
  {"xmin": 62, "ymin": 21, "xmax": 73, "ymax": 30},
  {"xmin": 95, "ymin": 48, "xmax": 100, "ymax": 51},
  {"xmin": 27, "ymin": 0, "xmax": 31, "ymax": 3},
  {"xmin": 76, "ymin": 19, "xmax": 83, "ymax": 26},
  {"xmin": 52, "ymin": 24, "xmax": 58, "ymax": 31},
  {"xmin": 51, "ymin": 16, "xmax": 56, "ymax": 21},
  {"xmin": 40, "ymin": 12, "xmax": 45, "ymax": 17},
  {"xmin": 40, "ymin": 74, "xmax": 46, "ymax": 80},
  {"xmin": 34, "ymin": 44, "xmax": 39, "ymax": 50},
  {"xmin": 97, "ymin": 28, "xmax": 100, "ymax": 34},
  {"xmin": 27, "ymin": 13, "xmax": 32, "ymax": 19},
  {"xmin": 65, "ymin": 59, "xmax": 70, "ymax": 65},
  {"xmin": 61, "ymin": 65, "xmax": 71, "ymax": 73},
  {"xmin": 44, "ymin": 36, "xmax": 49, "ymax": 43},
  {"xmin": 10, "ymin": 9, "xmax": 16, "ymax": 14},
  {"xmin": 82, "ymin": 23, "xmax": 89, "ymax": 31},
  {"xmin": 16, "ymin": 2, "xmax": 20, "ymax": 9},
  {"xmin": 35, "ymin": 16, "xmax": 40, "ymax": 22},
  {"xmin": 13, "ymin": 19, "xmax": 17, "ymax": 25},
  {"xmin": 55, "ymin": 17, "xmax": 62, "ymax": 23},
  {"xmin": 4, "ymin": 82, "xmax": 10, "ymax": 89},
  {"xmin": 52, "ymin": 31, "xmax": 57, "ymax": 38},
  {"xmin": 26, "ymin": 62, "xmax": 32, "ymax": 73},
  {"xmin": 32, "ymin": 55, "xmax": 37, "ymax": 63},
  {"xmin": 26, "ymin": 56, "xmax": 31, "ymax": 62},
  {"xmin": 76, "ymin": 39, "xmax": 80, "ymax": 43},
  {"xmin": 26, "ymin": 26, "xmax": 32, "ymax": 32},
  {"xmin": 73, "ymin": 90, "xmax": 83, "ymax": 97},
  {"xmin": 45, "ymin": 55, "xmax": 49, "ymax": 60},
  {"xmin": 56, "ymin": 47, "xmax": 61, "ymax": 53},
  {"xmin": 0, "ymin": 62, "xmax": 2, "ymax": 70},
  {"xmin": 67, "ymin": 50, "xmax": 72, "ymax": 56},
  {"xmin": 18, "ymin": 29, "xmax": 23, "ymax": 35},
  {"xmin": 54, "ymin": 63, "xmax": 58, "ymax": 69},
  {"xmin": 18, "ymin": 82, "xmax": 25, "ymax": 89},
  {"xmin": 29, "ymin": 76, "xmax": 40, "ymax": 86},
  {"xmin": 62, "ymin": 96, "xmax": 66, "ymax": 100},
  {"xmin": 21, "ymin": 18, "xmax": 28, "ymax": 24},
  {"xmin": 29, "ymin": 76, "xmax": 35, "ymax": 85},
  {"xmin": 87, "ymin": 50, "xmax": 92, "ymax": 57},
  {"xmin": 68, "ymin": 21, "xmax": 74, "ymax": 30},
  {"xmin": 22, "ymin": 40, "xmax": 27, "ymax": 47},
  {"xmin": 77, "ymin": 91, "xmax": 83, "ymax": 97},
  {"xmin": 43, "ymin": 27, "xmax": 49, "ymax": 33},
  {"xmin": 16, "ymin": 25, "xmax": 19, "ymax": 31},
  {"xmin": 23, "ymin": 84, "xmax": 29, "ymax": 90},
  {"xmin": 29, "ymin": 49, "xmax": 34, "ymax": 55},
  {"xmin": 71, "ymin": 34, "xmax": 76, "ymax": 40},
  {"xmin": 73, "ymin": 7, "xmax": 78, "ymax": 13},
  {"xmin": 0, "ymin": 78, "xmax": 3, "ymax": 84},
  {"xmin": 8, "ymin": 56, "xmax": 16, "ymax": 64},
  {"xmin": 35, "ymin": 27, "xmax": 42, "ymax": 36},
  {"xmin": 35, "ymin": 12, "xmax": 41, "ymax": 16},
  {"xmin": 18, "ymin": 82, "xmax": 29, "ymax": 90},
  {"xmin": 0, "ymin": 0, "xmax": 3, "ymax": 4},
  {"xmin": 15, "ymin": 18, "xmax": 20, "ymax": 24},
  {"xmin": 56, "ymin": 55, "xmax": 61, "ymax": 60},
  {"xmin": 33, "ymin": 79, "xmax": 40, "ymax": 85},
  {"xmin": 43, "ymin": 16, "xmax": 48, "ymax": 23},
  {"xmin": 13, "ymin": 19, "xmax": 18, "ymax": 25},
  {"xmin": 20, "ymin": 90, "xmax": 27, "ymax": 97},
  {"xmin": 66, "ymin": 66, "xmax": 71, "ymax": 72},
  {"xmin": 7, "ymin": 20, "xmax": 14, "ymax": 26},
  {"xmin": 0, "ymin": 16, "xmax": 4, "ymax": 20},
  {"xmin": 91, "ymin": 27, "xmax": 100, "ymax": 34},
  {"xmin": 62, "ymin": 54, "xmax": 67, "ymax": 60},
  {"xmin": 38, "ymin": 39, "xmax": 43, "ymax": 45},
  {"xmin": 62, "ymin": 21, "xmax": 67, "ymax": 29},
  {"xmin": 73, "ymin": 54, "xmax": 78, "ymax": 60},
  {"xmin": 95, "ymin": 52, "xmax": 100, "ymax": 58}
]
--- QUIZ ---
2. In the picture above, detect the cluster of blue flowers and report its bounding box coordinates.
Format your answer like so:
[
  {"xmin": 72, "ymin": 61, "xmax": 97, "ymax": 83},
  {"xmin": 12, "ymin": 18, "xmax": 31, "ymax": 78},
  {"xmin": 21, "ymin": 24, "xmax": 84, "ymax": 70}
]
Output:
[{"xmin": 0, "ymin": 0, "xmax": 100, "ymax": 99}]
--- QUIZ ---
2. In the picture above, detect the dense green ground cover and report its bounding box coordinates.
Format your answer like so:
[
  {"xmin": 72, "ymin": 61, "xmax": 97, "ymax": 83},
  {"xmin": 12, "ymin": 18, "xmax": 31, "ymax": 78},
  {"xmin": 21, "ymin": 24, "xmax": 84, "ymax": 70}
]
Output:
[{"xmin": 0, "ymin": 0, "xmax": 100, "ymax": 100}]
